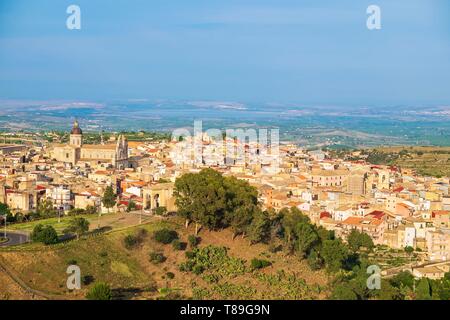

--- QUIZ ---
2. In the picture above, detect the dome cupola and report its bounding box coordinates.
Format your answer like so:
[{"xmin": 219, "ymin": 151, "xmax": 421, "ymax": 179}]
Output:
[{"xmin": 71, "ymin": 120, "xmax": 83, "ymax": 135}]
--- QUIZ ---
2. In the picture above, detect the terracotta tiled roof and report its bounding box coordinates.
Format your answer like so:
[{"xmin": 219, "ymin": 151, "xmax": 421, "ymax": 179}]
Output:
[
  {"xmin": 432, "ymin": 210, "xmax": 450, "ymax": 217},
  {"xmin": 342, "ymin": 216, "xmax": 382, "ymax": 227},
  {"xmin": 320, "ymin": 211, "xmax": 332, "ymax": 219},
  {"xmin": 367, "ymin": 210, "xmax": 385, "ymax": 220}
]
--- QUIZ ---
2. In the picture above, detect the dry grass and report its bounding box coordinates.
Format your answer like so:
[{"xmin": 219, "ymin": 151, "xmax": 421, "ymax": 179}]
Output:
[
  {"xmin": 374, "ymin": 146, "xmax": 450, "ymax": 177},
  {"xmin": 0, "ymin": 216, "xmax": 329, "ymax": 300}
]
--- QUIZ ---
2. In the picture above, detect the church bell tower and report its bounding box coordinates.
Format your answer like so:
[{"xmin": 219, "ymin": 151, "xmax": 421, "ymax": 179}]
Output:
[{"xmin": 70, "ymin": 120, "xmax": 83, "ymax": 147}]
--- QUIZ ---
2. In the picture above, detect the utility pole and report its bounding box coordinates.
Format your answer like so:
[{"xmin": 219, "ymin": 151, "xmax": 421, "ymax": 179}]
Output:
[
  {"xmin": 97, "ymin": 206, "xmax": 101, "ymax": 229},
  {"xmin": 3, "ymin": 214, "xmax": 6, "ymax": 240}
]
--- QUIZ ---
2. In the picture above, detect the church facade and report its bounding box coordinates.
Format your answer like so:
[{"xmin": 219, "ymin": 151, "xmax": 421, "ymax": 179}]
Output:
[{"xmin": 51, "ymin": 120, "xmax": 129, "ymax": 169}]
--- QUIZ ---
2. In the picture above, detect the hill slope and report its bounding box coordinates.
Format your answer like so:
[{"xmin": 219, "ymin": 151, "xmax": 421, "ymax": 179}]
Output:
[{"xmin": 0, "ymin": 216, "xmax": 329, "ymax": 300}]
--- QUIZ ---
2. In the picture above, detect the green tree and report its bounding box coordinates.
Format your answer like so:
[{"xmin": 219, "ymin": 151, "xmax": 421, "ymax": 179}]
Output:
[
  {"xmin": 174, "ymin": 169, "xmax": 266, "ymax": 241},
  {"xmin": 307, "ymin": 248, "xmax": 324, "ymax": 270},
  {"xmin": 102, "ymin": 186, "xmax": 116, "ymax": 213},
  {"xmin": 153, "ymin": 228, "xmax": 178, "ymax": 244},
  {"xmin": 31, "ymin": 224, "xmax": 59, "ymax": 245},
  {"xmin": 37, "ymin": 199, "xmax": 56, "ymax": 218},
  {"xmin": 247, "ymin": 210, "xmax": 271, "ymax": 244},
  {"xmin": 377, "ymin": 280, "xmax": 404, "ymax": 300},
  {"xmin": 0, "ymin": 202, "xmax": 11, "ymax": 217},
  {"xmin": 389, "ymin": 271, "xmax": 414, "ymax": 289},
  {"xmin": 228, "ymin": 206, "xmax": 254, "ymax": 239},
  {"xmin": 64, "ymin": 217, "xmax": 90, "ymax": 240},
  {"xmin": 174, "ymin": 169, "xmax": 262, "ymax": 237},
  {"xmin": 347, "ymin": 230, "xmax": 374, "ymax": 252},
  {"xmin": 174, "ymin": 169, "xmax": 227, "ymax": 234},
  {"xmin": 188, "ymin": 235, "xmax": 200, "ymax": 248},
  {"xmin": 223, "ymin": 176, "xmax": 259, "ymax": 238},
  {"xmin": 321, "ymin": 239, "xmax": 349, "ymax": 273},
  {"xmin": 316, "ymin": 226, "xmax": 335, "ymax": 243},
  {"xmin": 86, "ymin": 282, "xmax": 112, "ymax": 300},
  {"xmin": 280, "ymin": 207, "xmax": 310, "ymax": 245},
  {"xmin": 415, "ymin": 278, "xmax": 432, "ymax": 300},
  {"xmin": 359, "ymin": 232, "xmax": 374, "ymax": 251},
  {"xmin": 404, "ymin": 246, "xmax": 414, "ymax": 254},
  {"xmin": 437, "ymin": 276, "xmax": 450, "ymax": 300},
  {"xmin": 126, "ymin": 200, "xmax": 136, "ymax": 212},
  {"xmin": 293, "ymin": 222, "xmax": 319, "ymax": 258},
  {"xmin": 331, "ymin": 284, "xmax": 358, "ymax": 300}
]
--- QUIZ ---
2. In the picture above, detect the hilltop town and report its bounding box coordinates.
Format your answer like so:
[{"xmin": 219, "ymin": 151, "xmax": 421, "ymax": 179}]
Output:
[{"xmin": 0, "ymin": 120, "xmax": 449, "ymax": 298}]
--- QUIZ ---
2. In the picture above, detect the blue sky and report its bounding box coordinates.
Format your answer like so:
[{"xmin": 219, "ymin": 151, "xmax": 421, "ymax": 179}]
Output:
[{"xmin": 0, "ymin": 0, "xmax": 449, "ymax": 106}]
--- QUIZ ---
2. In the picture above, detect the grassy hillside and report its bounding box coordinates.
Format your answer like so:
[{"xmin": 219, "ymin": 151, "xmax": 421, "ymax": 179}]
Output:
[{"xmin": 0, "ymin": 216, "xmax": 329, "ymax": 300}]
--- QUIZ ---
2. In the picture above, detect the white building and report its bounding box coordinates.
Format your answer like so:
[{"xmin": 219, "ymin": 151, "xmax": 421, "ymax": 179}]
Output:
[{"xmin": 45, "ymin": 185, "xmax": 73, "ymax": 211}]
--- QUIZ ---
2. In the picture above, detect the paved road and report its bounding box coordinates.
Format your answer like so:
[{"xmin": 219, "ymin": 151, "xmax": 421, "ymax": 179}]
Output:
[{"xmin": 0, "ymin": 231, "xmax": 29, "ymax": 247}]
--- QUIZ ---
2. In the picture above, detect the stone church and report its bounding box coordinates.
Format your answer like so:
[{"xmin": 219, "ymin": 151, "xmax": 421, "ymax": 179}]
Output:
[{"xmin": 51, "ymin": 120, "xmax": 129, "ymax": 169}]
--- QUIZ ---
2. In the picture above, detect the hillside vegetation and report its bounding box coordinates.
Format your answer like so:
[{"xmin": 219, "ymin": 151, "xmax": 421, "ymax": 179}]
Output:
[
  {"xmin": 333, "ymin": 146, "xmax": 450, "ymax": 177},
  {"xmin": 0, "ymin": 217, "xmax": 329, "ymax": 300},
  {"xmin": 2, "ymin": 168, "xmax": 449, "ymax": 300}
]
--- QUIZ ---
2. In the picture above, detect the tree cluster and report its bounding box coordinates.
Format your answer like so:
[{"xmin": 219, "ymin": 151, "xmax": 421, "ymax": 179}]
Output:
[
  {"xmin": 174, "ymin": 169, "xmax": 269, "ymax": 240},
  {"xmin": 31, "ymin": 224, "xmax": 59, "ymax": 245}
]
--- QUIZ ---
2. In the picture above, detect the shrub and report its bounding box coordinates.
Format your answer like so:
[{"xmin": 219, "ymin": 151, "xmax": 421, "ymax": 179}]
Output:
[
  {"xmin": 63, "ymin": 217, "xmax": 90, "ymax": 240},
  {"xmin": 123, "ymin": 235, "xmax": 139, "ymax": 250},
  {"xmin": 185, "ymin": 251, "xmax": 195, "ymax": 259},
  {"xmin": 123, "ymin": 229, "xmax": 148, "ymax": 249},
  {"xmin": 307, "ymin": 249, "xmax": 323, "ymax": 271},
  {"xmin": 404, "ymin": 246, "xmax": 414, "ymax": 254},
  {"xmin": 85, "ymin": 205, "xmax": 98, "ymax": 215},
  {"xmin": 153, "ymin": 228, "xmax": 178, "ymax": 244},
  {"xmin": 154, "ymin": 206, "xmax": 168, "ymax": 216},
  {"xmin": 172, "ymin": 240, "xmax": 186, "ymax": 251},
  {"xmin": 68, "ymin": 208, "xmax": 85, "ymax": 216},
  {"xmin": 82, "ymin": 275, "xmax": 95, "ymax": 285},
  {"xmin": 202, "ymin": 274, "xmax": 220, "ymax": 284},
  {"xmin": 192, "ymin": 265, "xmax": 204, "ymax": 275},
  {"xmin": 149, "ymin": 252, "xmax": 166, "ymax": 264},
  {"xmin": 250, "ymin": 258, "xmax": 272, "ymax": 270},
  {"xmin": 86, "ymin": 282, "xmax": 112, "ymax": 300},
  {"xmin": 179, "ymin": 260, "xmax": 195, "ymax": 272},
  {"xmin": 180, "ymin": 245, "xmax": 246, "ymax": 277},
  {"xmin": 31, "ymin": 224, "xmax": 59, "ymax": 245},
  {"xmin": 166, "ymin": 272, "xmax": 175, "ymax": 279},
  {"xmin": 188, "ymin": 235, "xmax": 200, "ymax": 248},
  {"xmin": 99, "ymin": 251, "xmax": 108, "ymax": 258},
  {"xmin": 126, "ymin": 200, "xmax": 137, "ymax": 212}
]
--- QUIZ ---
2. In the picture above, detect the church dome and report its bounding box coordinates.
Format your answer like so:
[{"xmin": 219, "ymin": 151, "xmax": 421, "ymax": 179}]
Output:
[{"xmin": 70, "ymin": 120, "xmax": 83, "ymax": 135}]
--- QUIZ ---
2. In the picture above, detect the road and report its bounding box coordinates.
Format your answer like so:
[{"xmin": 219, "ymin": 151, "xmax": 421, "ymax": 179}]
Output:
[{"xmin": 0, "ymin": 231, "xmax": 29, "ymax": 247}]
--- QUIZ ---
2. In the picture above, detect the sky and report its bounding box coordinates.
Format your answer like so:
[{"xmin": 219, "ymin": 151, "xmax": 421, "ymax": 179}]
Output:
[{"xmin": 0, "ymin": 0, "xmax": 449, "ymax": 106}]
